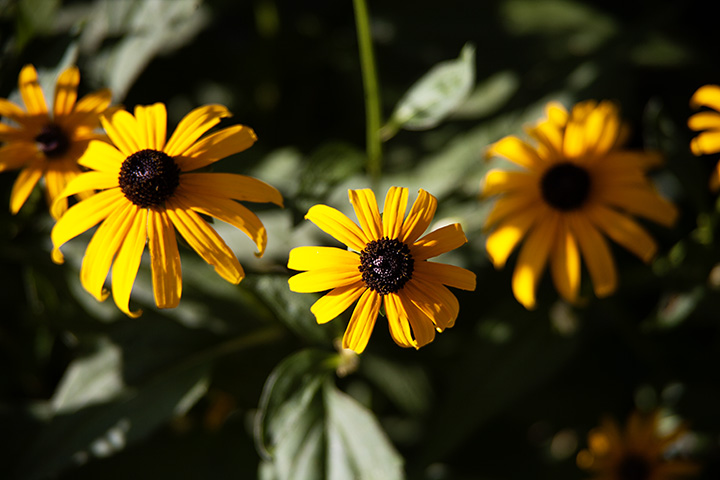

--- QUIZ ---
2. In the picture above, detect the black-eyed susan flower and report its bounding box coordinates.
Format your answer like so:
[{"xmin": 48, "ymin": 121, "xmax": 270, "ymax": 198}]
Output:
[
  {"xmin": 287, "ymin": 187, "xmax": 476, "ymax": 354},
  {"xmin": 577, "ymin": 410, "xmax": 699, "ymax": 480},
  {"xmin": 483, "ymin": 100, "xmax": 678, "ymax": 309},
  {"xmin": 50, "ymin": 103, "xmax": 282, "ymax": 317},
  {"xmin": 0, "ymin": 64, "xmax": 112, "ymax": 218},
  {"xmin": 689, "ymin": 85, "xmax": 720, "ymax": 190}
]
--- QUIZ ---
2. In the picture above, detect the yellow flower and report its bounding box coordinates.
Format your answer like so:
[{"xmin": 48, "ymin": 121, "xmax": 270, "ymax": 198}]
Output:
[
  {"xmin": 577, "ymin": 410, "xmax": 700, "ymax": 480},
  {"xmin": 0, "ymin": 64, "xmax": 112, "ymax": 218},
  {"xmin": 50, "ymin": 103, "xmax": 283, "ymax": 317},
  {"xmin": 287, "ymin": 187, "xmax": 476, "ymax": 354},
  {"xmin": 689, "ymin": 85, "xmax": 720, "ymax": 190},
  {"xmin": 483, "ymin": 100, "xmax": 678, "ymax": 309}
]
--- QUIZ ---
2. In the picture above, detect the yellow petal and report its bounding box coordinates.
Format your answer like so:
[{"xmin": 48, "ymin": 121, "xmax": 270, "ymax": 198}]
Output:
[
  {"xmin": 486, "ymin": 136, "xmax": 544, "ymax": 169},
  {"xmin": 690, "ymin": 130, "xmax": 720, "ymax": 155},
  {"xmin": 179, "ymin": 172, "xmax": 283, "ymax": 207},
  {"xmin": 101, "ymin": 109, "xmax": 141, "ymax": 157},
  {"xmin": 569, "ymin": 214, "xmax": 617, "ymax": 298},
  {"xmin": 305, "ymin": 204, "xmax": 368, "ymax": 252},
  {"xmin": 413, "ymin": 261, "xmax": 476, "ymax": 291},
  {"xmin": 134, "ymin": 103, "xmax": 167, "ymax": 151},
  {"xmin": 599, "ymin": 184, "xmax": 678, "ymax": 227},
  {"xmin": 587, "ymin": 204, "xmax": 658, "ymax": 263},
  {"xmin": 382, "ymin": 186, "xmax": 408, "ymax": 239},
  {"xmin": 53, "ymin": 66, "xmax": 79, "ymax": 117},
  {"xmin": 398, "ymin": 290, "xmax": 436, "ymax": 348},
  {"xmin": 349, "ymin": 188, "xmax": 382, "ymax": 241},
  {"xmin": 485, "ymin": 204, "xmax": 541, "ymax": 268},
  {"xmin": 164, "ymin": 104, "xmax": 232, "ymax": 157},
  {"xmin": 175, "ymin": 187, "xmax": 268, "ymax": 256},
  {"xmin": 511, "ymin": 212, "xmax": 559, "ymax": 309},
  {"xmin": 0, "ymin": 98, "xmax": 26, "ymax": 123},
  {"xmin": 310, "ymin": 281, "xmax": 366, "ymax": 324},
  {"xmin": 44, "ymin": 168, "xmax": 75, "ymax": 219},
  {"xmin": 148, "ymin": 209, "xmax": 181, "ymax": 309},
  {"xmin": 19, "ymin": 65, "xmax": 48, "ymax": 115},
  {"xmin": 175, "ymin": 124, "xmax": 257, "ymax": 171},
  {"xmin": 78, "ymin": 139, "xmax": 126, "ymax": 174},
  {"xmin": 288, "ymin": 268, "xmax": 363, "ymax": 293},
  {"xmin": 383, "ymin": 292, "xmax": 416, "ymax": 348},
  {"xmin": 400, "ymin": 189, "xmax": 437, "ymax": 244},
  {"xmin": 166, "ymin": 197, "xmax": 244, "ymax": 284},
  {"xmin": 484, "ymin": 193, "xmax": 541, "ymax": 230},
  {"xmin": 403, "ymin": 278, "xmax": 459, "ymax": 331},
  {"xmin": 51, "ymin": 173, "xmax": 117, "ymax": 219},
  {"xmin": 688, "ymin": 111, "xmax": 720, "ymax": 132},
  {"xmin": 70, "ymin": 89, "xmax": 112, "ymax": 128},
  {"xmin": 51, "ymin": 189, "xmax": 125, "ymax": 263},
  {"xmin": 690, "ymin": 84, "xmax": 720, "ymax": 111},
  {"xmin": 482, "ymin": 169, "xmax": 536, "ymax": 197},
  {"xmin": 412, "ymin": 223, "xmax": 467, "ymax": 261},
  {"xmin": 111, "ymin": 205, "xmax": 147, "ymax": 318},
  {"xmin": 550, "ymin": 217, "xmax": 581, "ymax": 303},
  {"xmin": 9, "ymin": 157, "xmax": 44, "ymax": 214},
  {"xmin": 80, "ymin": 201, "xmax": 136, "ymax": 302},
  {"xmin": 0, "ymin": 142, "xmax": 37, "ymax": 172},
  {"xmin": 342, "ymin": 288, "xmax": 381, "ymax": 354},
  {"xmin": 287, "ymin": 246, "xmax": 359, "ymax": 271}
]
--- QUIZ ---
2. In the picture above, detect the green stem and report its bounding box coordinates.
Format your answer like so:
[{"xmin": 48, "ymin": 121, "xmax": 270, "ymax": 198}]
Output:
[{"xmin": 352, "ymin": 0, "xmax": 382, "ymax": 182}]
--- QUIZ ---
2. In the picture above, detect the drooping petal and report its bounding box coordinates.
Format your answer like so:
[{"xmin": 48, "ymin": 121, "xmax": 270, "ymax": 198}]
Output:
[
  {"xmin": 148, "ymin": 208, "xmax": 182, "ymax": 309},
  {"xmin": 511, "ymin": 211, "xmax": 560, "ymax": 309},
  {"xmin": 400, "ymin": 189, "xmax": 437, "ymax": 244},
  {"xmin": 175, "ymin": 187, "xmax": 268, "ymax": 256},
  {"xmin": 403, "ymin": 278, "xmax": 459, "ymax": 331},
  {"xmin": 80, "ymin": 200, "xmax": 135, "ymax": 302},
  {"xmin": 51, "ymin": 172, "xmax": 118, "ymax": 219},
  {"xmin": 133, "ymin": 103, "xmax": 167, "ymax": 151},
  {"xmin": 411, "ymin": 223, "xmax": 467, "ymax": 261},
  {"xmin": 305, "ymin": 204, "xmax": 368, "ymax": 252},
  {"xmin": 78, "ymin": 139, "xmax": 131, "ymax": 174},
  {"xmin": 70, "ymin": 89, "xmax": 112, "ymax": 128},
  {"xmin": 166, "ymin": 197, "xmax": 244, "ymax": 284},
  {"xmin": 487, "ymin": 136, "xmax": 545, "ymax": 170},
  {"xmin": 164, "ymin": 104, "xmax": 232, "ymax": 157},
  {"xmin": 19, "ymin": 65, "xmax": 48, "ymax": 115},
  {"xmin": 44, "ymin": 167, "xmax": 76, "ymax": 219},
  {"xmin": 53, "ymin": 66, "xmax": 79, "ymax": 117},
  {"xmin": 179, "ymin": 172, "xmax": 283, "ymax": 207},
  {"xmin": 287, "ymin": 246, "xmax": 359, "ymax": 271},
  {"xmin": 569, "ymin": 213, "xmax": 617, "ymax": 298},
  {"xmin": 342, "ymin": 289, "xmax": 381, "ymax": 353},
  {"xmin": 383, "ymin": 292, "xmax": 416, "ymax": 348},
  {"xmin": 398, "ymin": 290, "xmax": 436, "ymax": 349},
  {"xmin": 413, "ymin": 261, "xmax": 476, "ymax": 291},
  {"xmin": 382, "ymin": 186, "xmax": 408, "ymax": 239},
  {"xmin": 310, "ymin": 281, "xmax": 366, "ymax": 324},
  {"xmin": 550, "ymin": 217, "xmax": 581, "ymax": 303},
  {"xmin": 587, "ymin": 204, "xmax": 658, "ymax": 263},
  {"xmin": 111, "ymin": 205, "xmax": 147, "ymax": 318},
  {"xmin": 690, "ymin": 84, "xmax": 720, "ymax": 111},
  {"xmin": 51, "ymin": 188, "xmax": 125, "ymax": 263},
  {"xmin": 598, "ymin": 184, "xmax": 678, "ymax": 227},
  {"xmin": 288, "ymin": 268, "xmax": 363, "ymax": 293},
  {"xmin": 9, "ymin": 157, "xmax": 44, "ymax": 214},
  {"xmin": 484, "ymin": 192, "xmax": 542, "ymax": 230},
  {"xmin": 349, "ymin": 188, "xmax": 382, "ymax": 241},
  {"xmin": 174, "ymin": 125, "xmax": 257, "ymax": 171},
  {"xmin": 101, "ymin": 109, "xmax": 141, "ymax": 157}
]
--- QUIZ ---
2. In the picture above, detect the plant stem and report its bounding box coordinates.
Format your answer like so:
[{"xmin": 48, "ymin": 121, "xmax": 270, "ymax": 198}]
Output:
[{"xmin": 352, "ymin": 0, "xmax": 382, "ymax": 182}]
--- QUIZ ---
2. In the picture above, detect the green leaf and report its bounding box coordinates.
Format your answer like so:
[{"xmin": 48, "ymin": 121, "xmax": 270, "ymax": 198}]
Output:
[{"xmin": 384, "ymin": 43, "xmax": 476, "ymax": 135}]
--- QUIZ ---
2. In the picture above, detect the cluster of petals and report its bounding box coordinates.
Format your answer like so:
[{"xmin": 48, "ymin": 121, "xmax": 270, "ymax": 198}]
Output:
[{"xmin": 689, "ymin": 84, "xmax": 720, "ymax": 190}]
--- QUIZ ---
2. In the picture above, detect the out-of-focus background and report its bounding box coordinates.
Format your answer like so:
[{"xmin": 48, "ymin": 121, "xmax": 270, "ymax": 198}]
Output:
[{"xmin": 1, "ymin": 0, "xmax": 720, "ymax": 478}]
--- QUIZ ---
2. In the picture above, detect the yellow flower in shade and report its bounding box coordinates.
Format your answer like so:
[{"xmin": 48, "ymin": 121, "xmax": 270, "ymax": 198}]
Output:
[
  {"xmin": 483, "ymin": 100, "xmax": 678, "ymax": 309},
  {"xmin": 577, "ymin": 410, "xmax": 700, "ymax": 480},
  {"xmin": 287, "ymin": 187, "xmax": 476, "ymax": 354},
  {"xmin": 689, "ymin": 85, "xmax": 720, "ymax": 190},
  {"xmin": 0, "ymin": 64, "xmax": 112, "ymax": 218},
  {"xmin": 50, "ymin": 103, "xmax": 283, "ymax": 317}
]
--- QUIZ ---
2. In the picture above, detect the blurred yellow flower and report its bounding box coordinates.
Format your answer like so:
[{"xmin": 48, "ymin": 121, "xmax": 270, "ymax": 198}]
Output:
[
  {"xmin": 577, "ymin": 410, "xmax": 699, "ymax": 480},
  {"xmin": 689, "ymin": 85, "xmax": 720, "ymax": 190},
  {"xmin": 0, "ymin": 64, "xmax": 112, "ymax": 218},
  {"xmin": 483, "ymin": 100, "xmax": 678, "ymax": 309},
  {"xmin": 288, "ymin": 187, "xmax": 476, "ymax": 353},
  {"xmin": 51, "ymin": 103, "xmax": 282, "ymax": 317}
]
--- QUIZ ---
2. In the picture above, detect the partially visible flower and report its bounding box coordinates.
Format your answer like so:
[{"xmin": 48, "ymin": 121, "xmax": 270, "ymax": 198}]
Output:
[
  {"xmin": 577, "ymin": 410, "xmax": 700, "ymax": 480},
  {"xmin": 689, "ymin": 85, "xmax": 720, "ymax": 190},
  {"xmin": 0, "ymin": 64, "xmax": 112, "ymax": 218},
  {"xmin": 51, "ymin": 103, "xmax": 282, "ymax": 317},
  {"xmin": 483, "ymin": 100, "xmax": 678, "ymax": 309},
  {"xmin": 287, "ymin": 187, "xmax": 476, "ymax": 354}
]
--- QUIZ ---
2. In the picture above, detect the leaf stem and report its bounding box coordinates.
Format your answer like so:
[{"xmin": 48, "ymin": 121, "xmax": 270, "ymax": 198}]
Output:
[{"xmin": 352, "ymin": 0, "xmax": 382, "ymax": 182}]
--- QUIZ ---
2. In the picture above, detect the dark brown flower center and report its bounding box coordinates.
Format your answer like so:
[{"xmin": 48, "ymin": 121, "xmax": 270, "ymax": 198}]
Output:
[
  {"xmin": 540, "ymin": 162, "xmax": 591, "ymax": 211},
  {"xmin": 118, "ymin": 149, "xmax": 180, "ymax": 208},
  {"xmin": 35, "ymin": 123, "xmax": 70, "ymax": 158},
  {"xmin": 359, "ymin": 237, "xmax": 414, "ymax": 295},
  {"xmin": 616, "ymin": 454, "xmax": 651, "ymax": 480}
]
